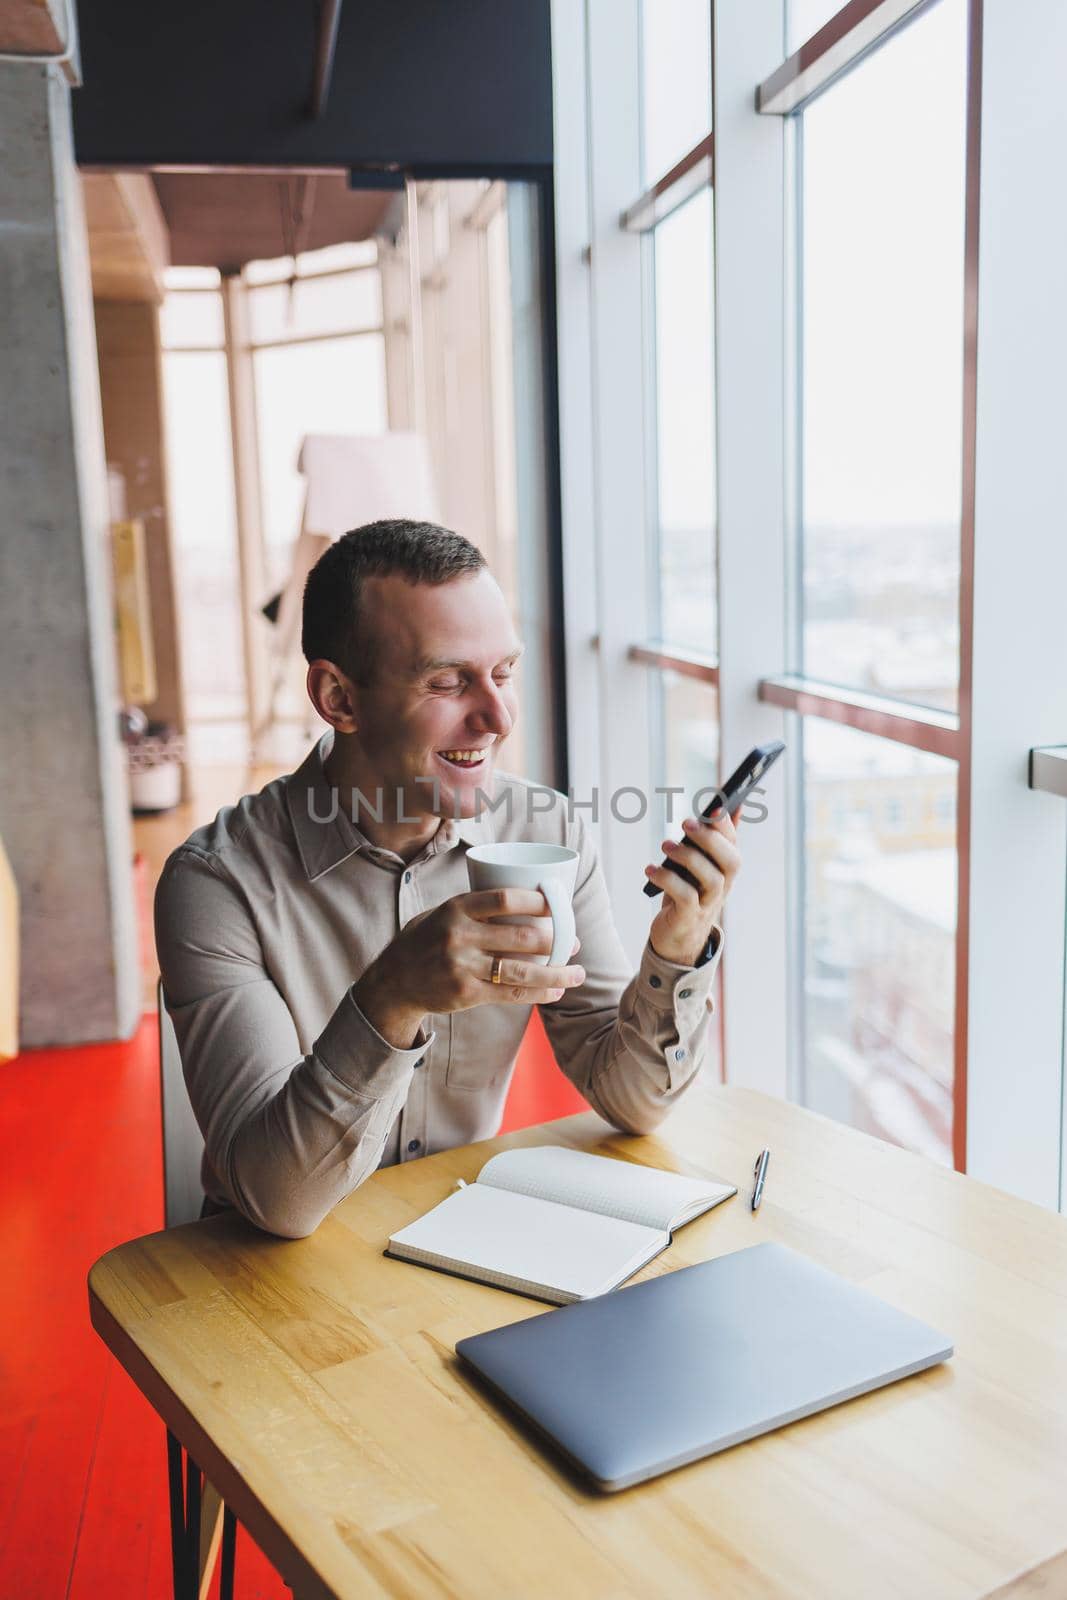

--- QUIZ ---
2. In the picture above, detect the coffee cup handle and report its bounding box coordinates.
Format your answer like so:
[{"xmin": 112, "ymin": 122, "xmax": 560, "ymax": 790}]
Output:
[{"xmin": 539, "ymin": 878, "xmax": 576, "ymax": 970}]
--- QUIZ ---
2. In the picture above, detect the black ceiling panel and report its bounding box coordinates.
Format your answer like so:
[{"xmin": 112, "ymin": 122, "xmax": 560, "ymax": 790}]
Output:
[{"xmin": 73, "ymin": 0, "xmax": 553, "ymax": 174}]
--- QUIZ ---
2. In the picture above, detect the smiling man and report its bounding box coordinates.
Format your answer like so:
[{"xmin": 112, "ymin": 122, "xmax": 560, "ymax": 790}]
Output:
[{"xmin": 156, "ymin": 520, "xmax": 741, "ymax": 1238}]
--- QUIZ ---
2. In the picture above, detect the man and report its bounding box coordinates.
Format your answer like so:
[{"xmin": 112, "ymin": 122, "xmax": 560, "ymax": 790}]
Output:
[{"xmin": 156, "ymin": 520, "xmax": 741, "ymax": 1238}]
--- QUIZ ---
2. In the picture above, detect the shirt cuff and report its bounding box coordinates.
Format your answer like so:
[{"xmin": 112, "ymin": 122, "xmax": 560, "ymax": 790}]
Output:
[
  {"xmin": 314, "ymin": 986, "xmax": 436, "ymax": 1098},
  {"xmin": 637, "ymin": 927, "xmax": 724, "ymax": 1010}
]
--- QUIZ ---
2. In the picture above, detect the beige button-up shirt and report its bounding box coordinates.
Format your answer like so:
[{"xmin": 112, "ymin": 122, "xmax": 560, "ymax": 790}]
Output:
[{"xmin": 155, "ymin": 735, "xmax": 724, "ymax": 1237}]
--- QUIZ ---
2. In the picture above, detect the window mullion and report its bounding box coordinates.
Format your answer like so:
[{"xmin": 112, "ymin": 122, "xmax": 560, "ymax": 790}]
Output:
[{"xmin": 712, "ymin": 0, "xmax": 791, "ymax": 1098}]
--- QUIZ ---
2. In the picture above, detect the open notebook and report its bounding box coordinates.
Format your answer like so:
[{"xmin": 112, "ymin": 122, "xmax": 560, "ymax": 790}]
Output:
[{"xmin": 385, "ymin": 1146, "xmax": 737, "ymax": 1304}]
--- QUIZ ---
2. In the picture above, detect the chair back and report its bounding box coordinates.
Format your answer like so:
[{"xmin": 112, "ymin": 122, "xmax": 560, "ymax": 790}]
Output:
[
  {"xmin": 158, "ymin": 980, "xmax": 206, "ymax": 1226},
  {"xmin": 0, "ymin": 830, "xmax": 18, "ymax": 1062}
]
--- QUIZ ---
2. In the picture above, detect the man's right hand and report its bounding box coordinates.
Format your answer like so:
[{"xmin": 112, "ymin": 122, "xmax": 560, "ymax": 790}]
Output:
[{"xmin": 353, "ymin": 888, "xmax": 586, "ymax": 1049}]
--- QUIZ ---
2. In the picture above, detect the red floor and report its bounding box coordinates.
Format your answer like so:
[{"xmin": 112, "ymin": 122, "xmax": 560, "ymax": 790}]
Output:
[{"xmin": 0, "ymin": 1009, "xmax": 582, "ymax": 1597}]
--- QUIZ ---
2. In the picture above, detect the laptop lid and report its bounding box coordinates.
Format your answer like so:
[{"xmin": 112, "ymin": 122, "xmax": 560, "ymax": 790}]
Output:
[{"xmin": 456, "ymin": 1241, "xmax": 953, "ymax": 1492}]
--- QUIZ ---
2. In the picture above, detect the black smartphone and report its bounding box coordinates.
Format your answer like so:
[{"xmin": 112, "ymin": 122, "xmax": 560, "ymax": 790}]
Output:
[{"xmin": 643, "ymin": 740, "xmax": 786, "ymax": 898}]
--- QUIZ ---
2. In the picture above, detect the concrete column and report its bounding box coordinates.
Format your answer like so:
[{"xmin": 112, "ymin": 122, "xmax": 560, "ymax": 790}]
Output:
[{"xmin": 0, "ymin": 63, "xmax": 140, "ymax": 1045}]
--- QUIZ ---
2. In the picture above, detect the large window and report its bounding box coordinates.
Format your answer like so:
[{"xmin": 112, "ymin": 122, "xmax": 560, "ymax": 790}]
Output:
[
  {"xmin": 559, "ymin": 0, "xmax": 1067, "ymax": 1207},
  {"xmin": 650, "ymin": 187, "xmax": 717, "ymax": 658},
  {"xmin": 646, "ymin": 184, "xmax": 719, "ymax": 923},
  {"xmin": 247, "ymin": 244, "xmax": 388, "ymax": 730},
  {"xmin": 253, "ymin": 337, "xmax": 387, "ymax": 583},
  {"xmin": 640, "ymin": 0, "xmax": 712, "ymax": 182},
  {"xmin": 629, "ymin": 3, "xmax": 721, "ymax": 1070},
  {"xmin": 660, "ymin": 677, "xmax": 720, "ymax": 835},
  {"xmin": 799, "ymin": 0, "xmax": 967, "ymax": 714},
  {"xmin": 245, "ymin": 250, "xmax": 387, "ymax": 584},
  {"xmin": 800, "ymin": 720, "xmax": 957, "ymax": 1163},
  {"xmin": 787, "ymin": 0, "xmax": 969, "ymax": 1162},
  {"xmin": 562, "ymin": 0, "xmax": 978, "ymax": 1165},
  {"xmin": 160, "ymin": 268, "xmax": 245, "ymax": 738},
  {"xmin": 160, "ymin": 243, "xmax": 389, "ymax": 759},
  {"xmin": 634, "ymin": 0, "xmax": 718, "ymax": 821}
]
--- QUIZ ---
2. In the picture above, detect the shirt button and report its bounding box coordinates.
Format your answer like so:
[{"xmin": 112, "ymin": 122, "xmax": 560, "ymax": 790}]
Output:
[
  {"xmin": 679, "ymin": 988, "xmax": 692, "ymax": 999},
  {"xmin": 648, "ymin": 975, "xmax": 662, "ymax": 989},
  {"xmin": 404, "ymin": 870, "xmax": 412, "ymax": 883},
  {"xmin": 414, "ymin": 1057, "xmax": 425, "ymax": 1069},
  {"xmin": 407, "ymin": 1138, "xmax": 421, "ymax": 1154},
  {"xmin": 674, "ymin": 1048, "xmax": 686, "ymax": 1062}
]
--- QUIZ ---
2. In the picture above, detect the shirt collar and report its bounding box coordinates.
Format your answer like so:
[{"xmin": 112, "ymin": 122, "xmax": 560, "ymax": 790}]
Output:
[
  {"xmin": 285, "ymin": 734, "xmax": 362, "ymax": 882},
  {"xmin": 286, "ymin": 734, "xmax": 487, "ymax": 881},
  {"xmin": 435, "ymin": 811, "xmax": 485, "ymax": 850}
]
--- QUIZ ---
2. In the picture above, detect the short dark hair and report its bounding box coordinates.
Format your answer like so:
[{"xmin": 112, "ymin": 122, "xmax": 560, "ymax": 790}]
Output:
[{"xmin": 301, "ymin": 518, "xmax": 487, "ymax": 684}]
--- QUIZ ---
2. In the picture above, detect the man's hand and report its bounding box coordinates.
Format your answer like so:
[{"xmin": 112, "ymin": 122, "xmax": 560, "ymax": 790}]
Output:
[
  {"xmin": 354, "ymin": 889, "xmax": 586, "ymax": 1049},
  {"xmin": 644, "ymin": 809, "xmax": 742, "ymax": 968}
]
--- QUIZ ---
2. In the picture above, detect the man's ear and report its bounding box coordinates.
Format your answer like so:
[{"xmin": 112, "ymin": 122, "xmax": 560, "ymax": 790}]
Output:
[{"xmin": 306, "ymin": 660, "xmax": 360, "ymax": 732}]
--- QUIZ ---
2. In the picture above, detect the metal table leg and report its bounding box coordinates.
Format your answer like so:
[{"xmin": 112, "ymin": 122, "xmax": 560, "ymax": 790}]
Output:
[
  {"xmin": 184, "ymin": 1449, "xmax": 201, "ymax": 1591},
  {"xmin": 166, "ymin": 1428, "xmax": 236, "ymax": 1600},
  {"xmin": 220, "ymin": 1504, "xmax": 237, "ymax": 1600},
  {"xmin": 166, "ymin": 1429, "xmax": 190, "ymax": 1599}
]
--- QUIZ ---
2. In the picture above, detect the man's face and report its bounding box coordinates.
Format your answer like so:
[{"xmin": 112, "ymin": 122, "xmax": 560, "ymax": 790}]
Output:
[{"xmin": 351, "ymin": 569, "xmax": 521, "ymax": 820}]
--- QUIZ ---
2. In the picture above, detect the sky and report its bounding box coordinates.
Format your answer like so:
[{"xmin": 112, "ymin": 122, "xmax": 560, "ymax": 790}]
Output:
[
  {"xmin": 801, "ymin": 0, "xmax": 967, "ymax": 531},
  {"xmin": 644, "ymin": 0, "xmax": 968, "ymax": 535}
]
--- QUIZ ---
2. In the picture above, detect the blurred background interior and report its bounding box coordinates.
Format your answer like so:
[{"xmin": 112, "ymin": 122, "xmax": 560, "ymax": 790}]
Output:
[{"xmin": 3, "ymin": 0, "xmax": 1067, "ymax": 1588}]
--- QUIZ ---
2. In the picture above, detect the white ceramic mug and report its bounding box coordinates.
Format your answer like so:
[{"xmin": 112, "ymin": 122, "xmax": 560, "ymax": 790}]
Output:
[{"xmin": 466, "ymin": 843, "xmax": 579, "ymax": 968}]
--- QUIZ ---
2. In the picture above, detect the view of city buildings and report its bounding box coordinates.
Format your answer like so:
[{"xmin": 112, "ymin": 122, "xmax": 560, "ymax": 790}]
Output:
[
  {"xmin": 653, "ymin": 521, "xmax": 959, "ymax": 1165},
  {"xmin": 803, "ymin": 718, "xmax": 956, "ymax": 1164},
  {"xmin": 803, "ymin": 521, "xmax": 959, "ymax": 712}
]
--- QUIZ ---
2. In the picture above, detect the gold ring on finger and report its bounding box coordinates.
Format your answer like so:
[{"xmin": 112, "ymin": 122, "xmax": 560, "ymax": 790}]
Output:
[{"xmin": 490, "ymin": 955, "xmax": 505, "ymax": 985}]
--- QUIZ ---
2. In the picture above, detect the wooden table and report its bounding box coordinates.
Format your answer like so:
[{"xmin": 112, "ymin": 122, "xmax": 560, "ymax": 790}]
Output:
[{"xmin": 89, "ymin": 1085, "xmax": 1067, "ymax": 1600}]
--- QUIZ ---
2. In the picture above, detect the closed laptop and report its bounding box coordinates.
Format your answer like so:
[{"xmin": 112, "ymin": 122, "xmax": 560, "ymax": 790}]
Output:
[{"xmin": 456, "ymin": 1241, "xmax": 953, "ymax": 1491}]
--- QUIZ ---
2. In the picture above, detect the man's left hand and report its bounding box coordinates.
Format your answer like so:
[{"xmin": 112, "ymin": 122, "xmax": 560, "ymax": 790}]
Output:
[{"xmin": 645, "ymin": 809, "xmax": 742, "ymax": 968}]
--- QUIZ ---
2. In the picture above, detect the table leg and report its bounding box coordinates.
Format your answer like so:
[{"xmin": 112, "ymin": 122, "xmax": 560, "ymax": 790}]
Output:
[
  {"xmin": 185, "ymin": 1450, "xmax": 201, "ymax": 1590},
  {"xmin": 220, "ymin": 1504, "xmax": 237, "ymax": 1600},
  {"xmin": 166, "ymin": 1429, "xmax": 190, "ymax": 1598},
  {"xmin": 166, "ymin": 1428, "xmax": 236, "ymax": 1600}
]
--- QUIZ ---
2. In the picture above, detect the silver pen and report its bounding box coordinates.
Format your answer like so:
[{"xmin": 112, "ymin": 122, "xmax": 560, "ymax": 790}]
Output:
[{"xmin": 751, "ymin": 1148, "xmax": 770, "ymax": 1212}]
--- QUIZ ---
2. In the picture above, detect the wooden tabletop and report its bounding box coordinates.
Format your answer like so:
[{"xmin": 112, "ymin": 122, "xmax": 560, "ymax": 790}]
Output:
[{"xmin": 89, "ymin": 1084, "xmax": 1067, "ymax": 1600}]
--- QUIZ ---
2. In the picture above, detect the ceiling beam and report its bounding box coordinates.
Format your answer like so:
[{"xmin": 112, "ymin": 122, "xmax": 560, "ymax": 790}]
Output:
[{"xmin": 83, "ymin": 173, "xmax": 170, "ymax": 303}]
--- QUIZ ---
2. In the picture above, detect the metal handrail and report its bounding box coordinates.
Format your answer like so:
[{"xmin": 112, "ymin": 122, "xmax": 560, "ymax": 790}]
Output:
[
  {"xmin": 757, "ymin": 0, "xmax": 941, "ymax": 115},
  {"xmin": 620, "ymin": 134, "xmax": 714, "ymax": 234}
]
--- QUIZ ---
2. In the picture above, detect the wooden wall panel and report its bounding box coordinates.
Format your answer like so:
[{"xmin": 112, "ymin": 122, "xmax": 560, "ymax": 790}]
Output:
[{"xmin": 94, "ymin": 301, "xmax": 187, "ymax": 756}]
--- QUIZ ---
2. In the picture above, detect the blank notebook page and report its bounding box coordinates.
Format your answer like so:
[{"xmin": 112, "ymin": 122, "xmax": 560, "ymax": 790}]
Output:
[
  {"xmin": 387, "ymin": 1182, "xmax": 664, "ymax": 1301},
  {"xmin": 478, "ymin": 1146, "xmax": 734, "ymax": 1231}
]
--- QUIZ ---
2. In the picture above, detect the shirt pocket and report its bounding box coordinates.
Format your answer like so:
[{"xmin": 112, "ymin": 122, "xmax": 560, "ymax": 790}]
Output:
[{"xmin": 445, "ymin": 1003, "xmax": 530, "ymax": 1091}]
